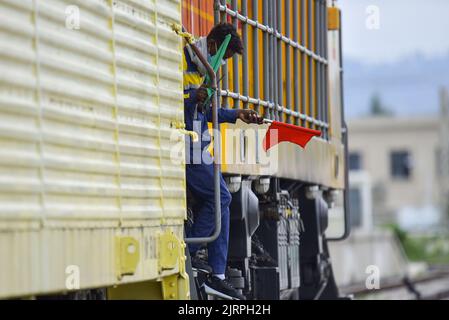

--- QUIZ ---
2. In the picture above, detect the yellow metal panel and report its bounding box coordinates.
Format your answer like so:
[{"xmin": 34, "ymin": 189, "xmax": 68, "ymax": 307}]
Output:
[
  {"xmin": 0, "ymin": 0, "xmax": 186, "ymax": 298},
  {"xmin": 108, "ymin": 280, "xmax": 163, "ymax": 300},
  {"xmin": 0, "ymin": 224, "xmax": 186, "ymax": 299},
  {"xmin": 219, "ymin": 121, "xmax": 344, "ymax": 189},
  {"xmin": 115, "ymin": 236, "xmax": 140, "ymax": 278},
  {"xmin": 158, "ymin": 229, "xmax": 181, "ymax": 271},
  {"xmin": 328, "ymin": 7, "xmax": 340, "ymax": 30}
]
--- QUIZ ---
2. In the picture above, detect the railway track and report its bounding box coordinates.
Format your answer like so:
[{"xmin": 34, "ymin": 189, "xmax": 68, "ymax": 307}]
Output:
[{"xmin": 340, "ymin": 269, "xmax": 449, "ymax": 300}]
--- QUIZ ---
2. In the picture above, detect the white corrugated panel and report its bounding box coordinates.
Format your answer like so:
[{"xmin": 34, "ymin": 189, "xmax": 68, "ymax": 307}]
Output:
[{"xmin": 0, "ymin": 0, "xmax": 185, "ymax": 298}]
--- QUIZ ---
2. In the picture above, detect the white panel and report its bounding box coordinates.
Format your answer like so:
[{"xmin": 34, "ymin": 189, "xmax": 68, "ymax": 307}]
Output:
[{"xmin": 0, "ymin": 0, "xmax": 185, "ymax": 297}]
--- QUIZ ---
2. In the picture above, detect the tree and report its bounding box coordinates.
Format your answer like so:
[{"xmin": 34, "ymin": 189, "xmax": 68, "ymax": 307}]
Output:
[{"xmin": 369, "ymin": 93, "xmax": 392, "ymax": 116}]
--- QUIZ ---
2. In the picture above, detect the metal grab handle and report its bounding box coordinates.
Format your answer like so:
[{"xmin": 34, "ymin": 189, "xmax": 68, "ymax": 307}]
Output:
[
  {"xmin": 179, "ymin": 28, "xmax": 222, "ymax": 244},
  {"xmin": 328, "ymin": 9, "xmax": 351, "ymax": 241},
  {"xmin": 171, "ymin": 121, "xmax": 199, "ymax": 142}
]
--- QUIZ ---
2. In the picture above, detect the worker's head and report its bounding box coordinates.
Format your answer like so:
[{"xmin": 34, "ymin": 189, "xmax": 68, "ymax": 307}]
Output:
[{"xmin": 207, "ymin": 23, "xmax": 243, "ymax": 60}]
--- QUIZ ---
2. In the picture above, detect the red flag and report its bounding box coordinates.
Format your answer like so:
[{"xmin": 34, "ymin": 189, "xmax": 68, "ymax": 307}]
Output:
[{"xmin": 263, "ymin": 121, "xmax": 321, "ymax": 152}]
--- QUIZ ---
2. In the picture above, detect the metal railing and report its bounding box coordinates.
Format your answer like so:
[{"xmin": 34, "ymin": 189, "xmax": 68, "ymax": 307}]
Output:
[
  {"xmin": 328, "ymin": 8, "xmax": 351, "ymax": 241},
  {"xmin": 214, "ymin": 0, "xmax": 329, "ymax": 139},
  {"xmin": 177, "ymin": 27, "xmax": 222, "ymax": 245}
]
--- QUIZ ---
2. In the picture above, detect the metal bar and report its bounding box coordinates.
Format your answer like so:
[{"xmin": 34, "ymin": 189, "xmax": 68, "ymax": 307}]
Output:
[
  {"xmin": 214, "ymin": 0, "xmax": 222, "ymax": 112},
  {"xmin": 320, "ymin": 0, "xmax": 324, "ymax": 134},
  {"xmin": 319, "ymin": 0, "xmax": 324, "ymax": 138},
  {"xmin": 328, "ymin": 8, "xmax": 351, "ymax": 241},
  {"xmin": 218, "ymin": 90, "xmax": 329, "ymax": 128},
  {"xmin": 184, "ymin": 40, "xmax": 221, "ymax": 244},
  {"xmin": 268, "ymin": 0, "xmax": 273, "ymax": 119},
  {"xmin": 315, "ymin": 0, "xmax": 321, "ymax": 130},
  {"xmin": 293, "ymin": 0, "xmax": 300, "ymax": 126},
  {"xmin": 214, "ymin": 0, "xmax": 220, "ymax": 24},
  {"xmin": 285, "ymin": 0, "xmax": 292, "ymax": 124},
  {"xmin": 269, "ymin": 0, "xmax": 275, "ymax": 120},
  {"xmin": 273, "ymin": 0, "xmax": 277, "ymax": 119},
  {"xmin": 262, "ymin": 0, "xmax": 270, "ymax": 118},
  {"xmin": 252, "ymin": 0, "xmax": 260, "ymax": 114},
  {"xmin": 276, "ymin": 0, "xmax": 283, "ymax": 121},
  {"xmin": 252, "ymin": 0, "xmax": 261, "ymax": 165},
  {"xmin": 300, "ymin": 0, "xmax": 307, "ymax": 127},
  {"xmin": 216, "ymin": 4, "xmax": 328, "ymax": 65},
  {"xmin": 323, "ymin": 0, "xmax": 329, "ymax": 139},
  {"xmin": 308, "ymin": 0, "xmax": 313, "ymax": 128},
  {"xmin": 242, "ymin": 0, "xmax": 249, "ymax": 109},
  {"xmin": 220, "ymin": 0, "xmax": 229, "ymax": 108},
  {"xmin": 273, "ymin": 0, "xmax": 279, "ymax": 120},
  {"xmin": 232, "ymin": 0, "xmax": 239, "ymax": 109}
]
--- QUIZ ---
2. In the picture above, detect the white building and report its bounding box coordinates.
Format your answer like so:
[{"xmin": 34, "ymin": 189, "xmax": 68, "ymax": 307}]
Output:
[
  {"xmin": 347, "ymin": 95, "xmax": 449, "ymax": 231},
  {"xmin": 329, "ymin": 92, "xmax": 449, "ymax": 289}
]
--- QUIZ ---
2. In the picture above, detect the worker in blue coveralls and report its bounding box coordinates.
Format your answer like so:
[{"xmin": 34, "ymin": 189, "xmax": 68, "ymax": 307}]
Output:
[{"xmin": 183, "ymin": 23, "xmax": 263, "ymax": 300}]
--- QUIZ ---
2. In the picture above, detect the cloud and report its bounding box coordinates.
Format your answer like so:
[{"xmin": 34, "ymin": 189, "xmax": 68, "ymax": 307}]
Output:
[{"xmin": 338, "ymin": 0, "xmax": 449, "ymax": 64}]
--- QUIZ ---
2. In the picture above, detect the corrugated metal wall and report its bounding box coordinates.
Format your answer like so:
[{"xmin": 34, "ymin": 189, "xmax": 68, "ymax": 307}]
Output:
[{"xmin": 0, "ymin": 0, "xmax": 185, "ymax": 298}]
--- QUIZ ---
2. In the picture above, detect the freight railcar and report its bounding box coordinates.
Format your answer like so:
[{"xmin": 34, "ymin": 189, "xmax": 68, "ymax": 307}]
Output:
[{"xmin": 0, "ymin": 0, "xmax": 349, "ymax": 300}]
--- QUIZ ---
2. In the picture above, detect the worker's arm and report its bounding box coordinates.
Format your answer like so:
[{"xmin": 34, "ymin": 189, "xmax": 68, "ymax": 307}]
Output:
[
  {"xmin": 195, "ymin": 85, "xmax": 263, "ymax": 124},
  {"xmin": 190, "ymin": 85, "xmax": 236, "ymax": 123},
  {"xmin": 206, "ymin": 106, "xmax": 239, "ymax": 124},
  {"xmin": 184, "ymin": 87, "xmax": 237, "ymax": 124},
  {"xmin": 205, "ymin": 100, "xmax": 265, "ymax": 124}
]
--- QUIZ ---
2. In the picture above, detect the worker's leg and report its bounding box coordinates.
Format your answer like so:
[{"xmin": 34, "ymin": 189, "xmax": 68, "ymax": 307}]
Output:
[{"xmin": 186, "ymin": 162, "xmax": 232, "ymax": 275}]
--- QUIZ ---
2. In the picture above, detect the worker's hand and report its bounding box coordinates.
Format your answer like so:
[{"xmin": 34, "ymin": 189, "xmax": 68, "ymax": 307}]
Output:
[
  {"xmin": 196, "ymin": 84, "xmax": 209, "ymax": 104},
  {"xmin": 236, "ymin": 109, "xmax": 264, "ymax": 124}
]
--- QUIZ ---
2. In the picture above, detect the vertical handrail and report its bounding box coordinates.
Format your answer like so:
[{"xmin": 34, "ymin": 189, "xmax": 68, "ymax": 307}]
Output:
[
  {"xmin": 232, "ymin": 0, "xmax": 240, "ymax": 110},
  {"xmin": 177, "ymin": 26, "xmax": 222, "ymax": 244},
  {"xmin": 262, "ymin": 0, "xmax": 270, "ymax": 119},
  {"xmin": 293, "ymin": 0, "xmax": 300, "ymax": 126},
  {"xmin": 328, "ymin": 7, "xmax": 351, "ymax": 241},
  {"xmin": 285, "ymin": 0, "xmax": 292, "ymax": 124}
]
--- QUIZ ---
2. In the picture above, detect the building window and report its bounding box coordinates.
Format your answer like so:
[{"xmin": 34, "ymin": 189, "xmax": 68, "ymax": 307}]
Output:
[
  {"xmin": 390, "ymin": 151, "xmax": 413, "ymax": 179},
  {"xmin": 349, "ymin": 152, "xmax": 362, "ymax": 171},
  {"xmin": 349, "ymin": 187, "xmax": 362, "ymax": 228},
  {"xmin": 436, "ymin": 147, "xmax": 444, "ymax": 176}
]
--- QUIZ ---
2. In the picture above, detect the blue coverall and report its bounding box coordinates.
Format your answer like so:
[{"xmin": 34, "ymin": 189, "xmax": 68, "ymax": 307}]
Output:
[{"xmin": 183, "ymin": 46, "xmax": 238, "ymax": 274}]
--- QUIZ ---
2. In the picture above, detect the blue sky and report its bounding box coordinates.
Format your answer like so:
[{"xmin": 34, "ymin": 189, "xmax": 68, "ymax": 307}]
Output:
[{"xmin": 338, "ymin": 0, "xmax": 449, "ymax": 64}]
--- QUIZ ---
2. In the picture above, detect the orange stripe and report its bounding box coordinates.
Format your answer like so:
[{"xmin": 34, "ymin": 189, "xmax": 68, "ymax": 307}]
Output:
[{"xmin": 182, "ymin": 0, "xmax": 214, "ymax": 23}]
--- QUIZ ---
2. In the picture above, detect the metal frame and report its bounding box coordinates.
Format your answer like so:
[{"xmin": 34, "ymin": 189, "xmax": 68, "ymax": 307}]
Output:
[
  {"xmin": 214, "ymin": 0, "xmax": 329, "ymax": 132},
  {"xmin": 183, "ymin": 34, "xmax": 222, "ymax": 244},
  {"xmin": 328, "ymin": 7, "xmax": 351, "ymax": 241}
]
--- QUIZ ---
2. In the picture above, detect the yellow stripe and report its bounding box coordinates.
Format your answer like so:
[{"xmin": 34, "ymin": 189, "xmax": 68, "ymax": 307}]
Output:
[
  {"xmin": 182, "ymin": 1, "xmax": 214, "ymax": 23},
  {"xmin": 183, "ymin": 73, "xmax": 204, "ymax": 88},
  {"xmin": 183, "ymin": 52, "xmax": 188, "ymax": 72},
  {"xmin": 184, "ymin": 93, "xmax": 190, "ymax": 99},
  {"xmin": 328, "ymin": 7, "xmax": 340, "ymax": 30},
  {"xmin": 183, "ymin": 51, "xmax": 204, "ymax": 89}
]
